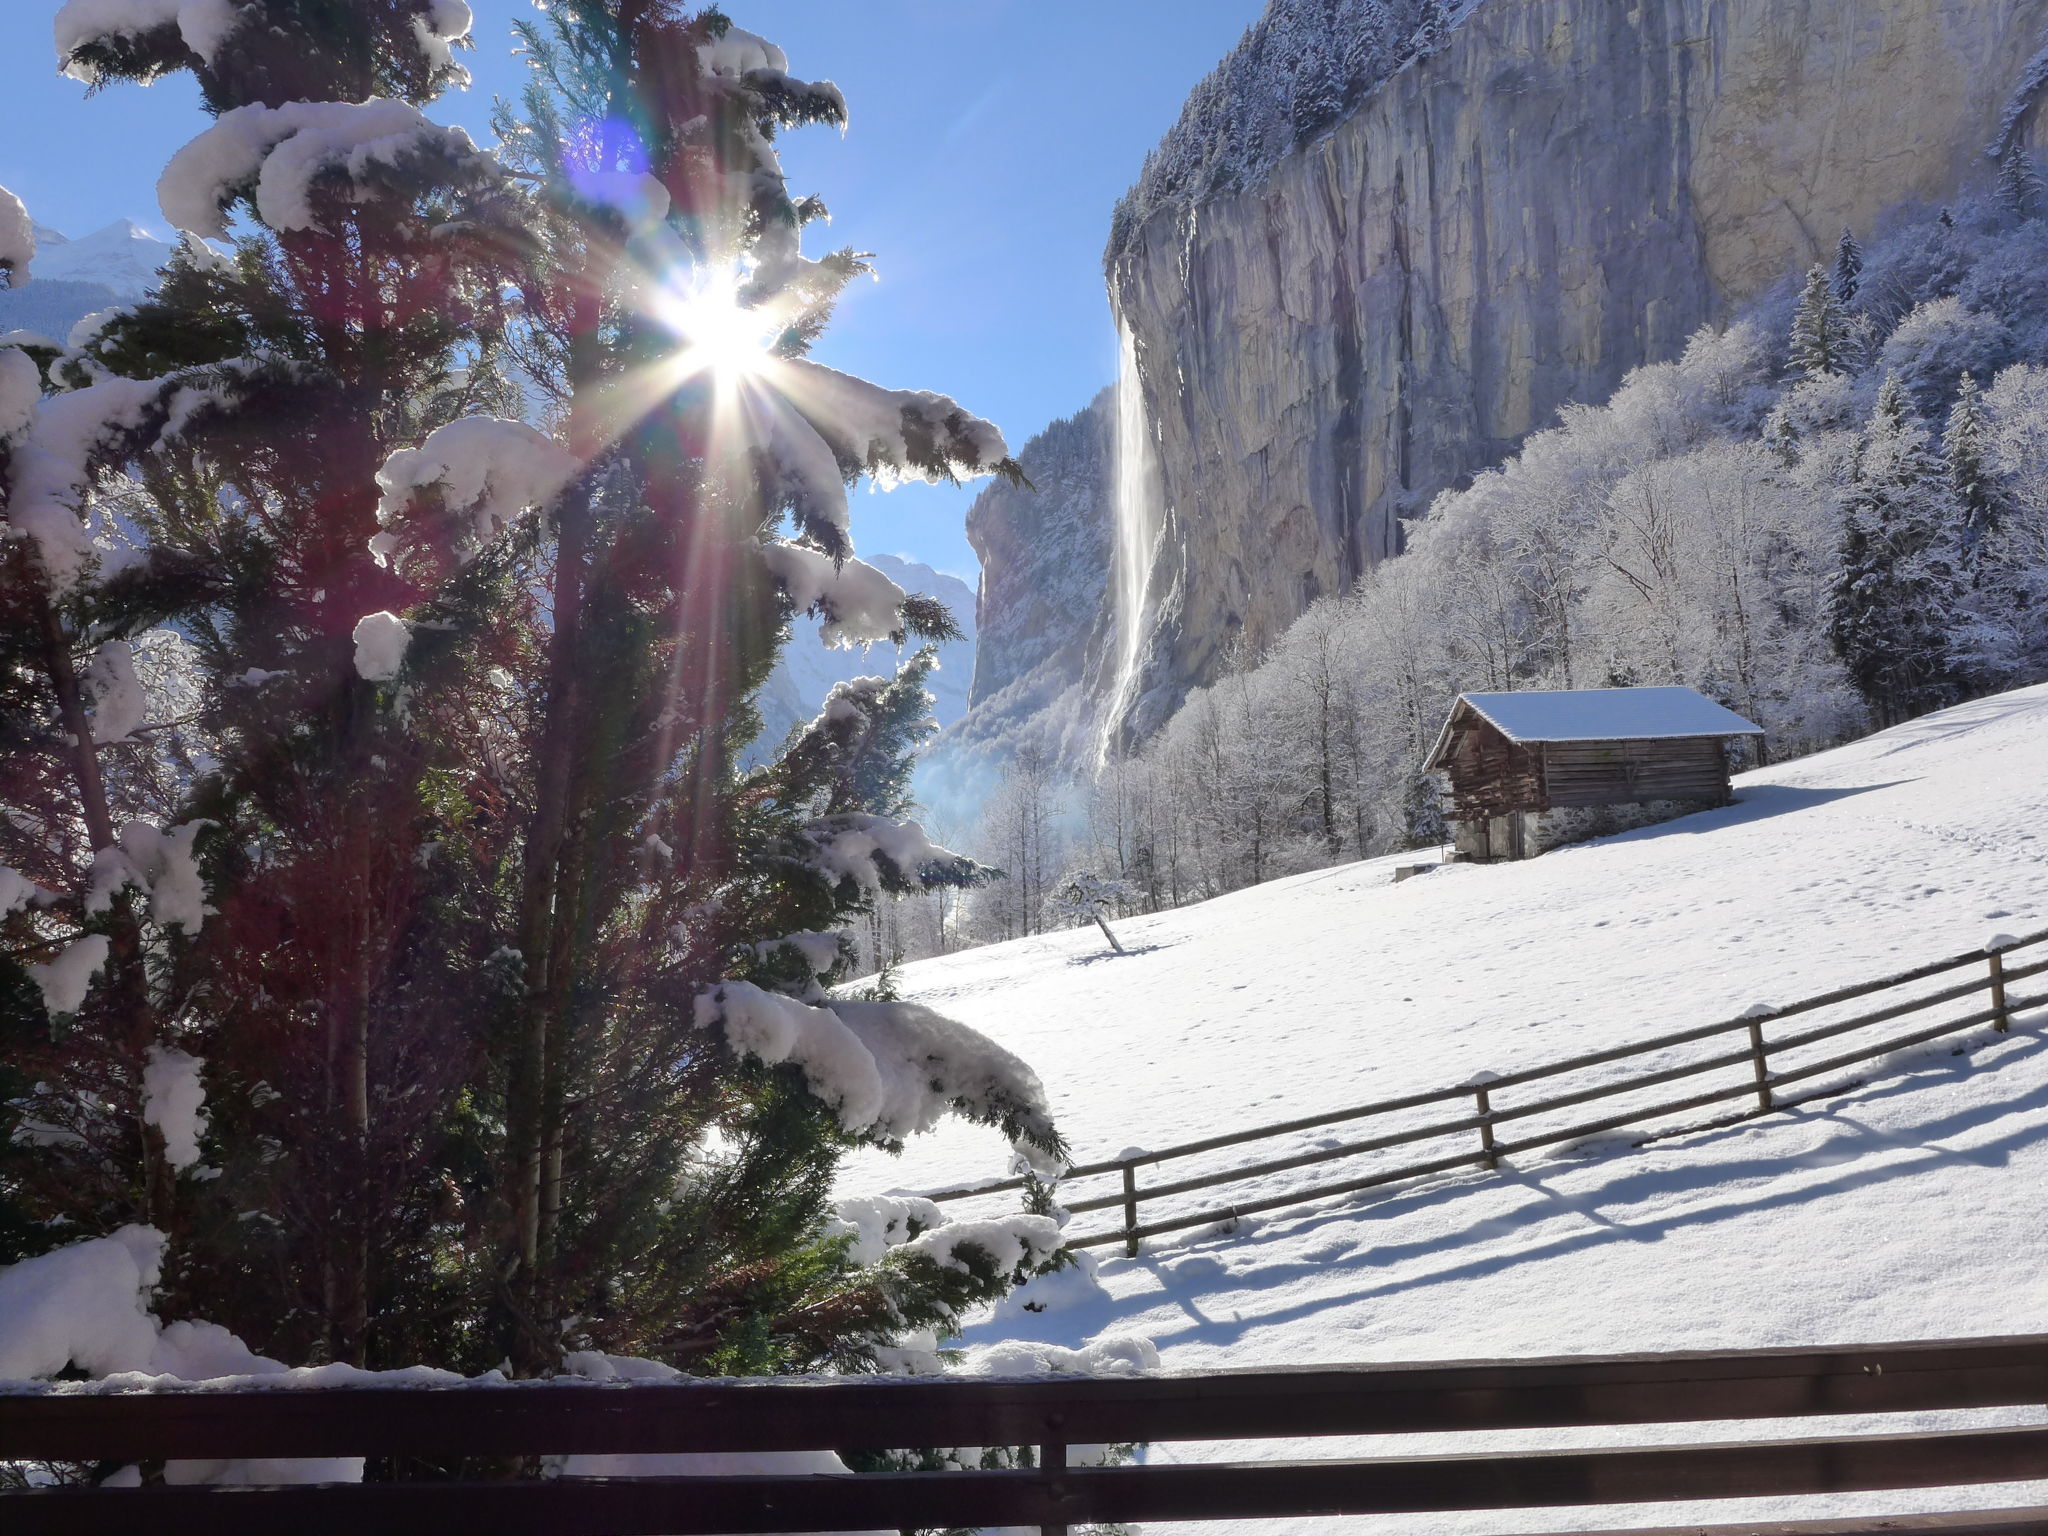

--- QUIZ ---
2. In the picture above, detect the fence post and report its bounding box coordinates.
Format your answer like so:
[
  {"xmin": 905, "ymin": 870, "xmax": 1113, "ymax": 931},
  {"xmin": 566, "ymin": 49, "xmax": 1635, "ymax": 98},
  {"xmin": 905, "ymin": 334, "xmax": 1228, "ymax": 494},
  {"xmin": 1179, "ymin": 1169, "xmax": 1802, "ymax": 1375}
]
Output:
[
  {"xmin": 1467, "ymin": 1070, "xmax": 1500, "ymax": 1170},
  {"xmin": 1989, "ymin": 950, "xmax": 2010, "ymax": 1033},
  {"xmin": 1474, "ymin": 1085, "xmax": 1498, "ymax": 1171},
  {"xmin": 1122, "ymin": 1163, "xmax": 1140, "ymax": 1258},
  {"xmin": 1039, "ymin": 1430, "xmax": 1068, "ymax": 1536},
  {"xmin": 1747, "ymin": 1019, "xmax": 1773, "ymax": 1111}
]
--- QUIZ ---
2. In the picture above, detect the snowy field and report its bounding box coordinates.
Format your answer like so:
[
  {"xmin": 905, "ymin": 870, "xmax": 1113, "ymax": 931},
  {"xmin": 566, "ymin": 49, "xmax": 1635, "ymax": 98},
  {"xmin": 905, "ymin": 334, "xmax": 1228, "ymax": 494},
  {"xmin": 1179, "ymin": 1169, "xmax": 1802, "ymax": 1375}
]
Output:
[{"xmin": 846, "ymin": 685, "xmax": 2048, "ymax": 1533}]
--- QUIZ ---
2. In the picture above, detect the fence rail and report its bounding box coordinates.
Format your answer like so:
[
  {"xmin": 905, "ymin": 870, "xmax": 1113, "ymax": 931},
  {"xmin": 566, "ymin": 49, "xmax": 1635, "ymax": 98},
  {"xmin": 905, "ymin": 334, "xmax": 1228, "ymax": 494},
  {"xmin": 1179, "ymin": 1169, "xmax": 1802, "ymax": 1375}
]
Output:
[
  {"xmin": 3, "ymin": 1334, "xmax": 2044, "ymax": 1533},
  {"xmin": 924, "ymin": 928, "xmax": 2048, "ymax": 1255}
]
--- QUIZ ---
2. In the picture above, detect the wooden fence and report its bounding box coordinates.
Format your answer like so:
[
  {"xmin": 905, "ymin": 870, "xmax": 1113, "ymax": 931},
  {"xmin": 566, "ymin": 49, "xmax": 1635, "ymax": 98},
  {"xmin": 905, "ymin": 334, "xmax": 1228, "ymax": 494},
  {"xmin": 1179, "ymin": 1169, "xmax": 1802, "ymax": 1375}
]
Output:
[
  {"xmin": 3, "ymin": 1333, "xmax": 2044, "ymax": 1533},
  {"xmin": 927, "ymin": 928, "xmax": 2048, "ymax": 1256}
]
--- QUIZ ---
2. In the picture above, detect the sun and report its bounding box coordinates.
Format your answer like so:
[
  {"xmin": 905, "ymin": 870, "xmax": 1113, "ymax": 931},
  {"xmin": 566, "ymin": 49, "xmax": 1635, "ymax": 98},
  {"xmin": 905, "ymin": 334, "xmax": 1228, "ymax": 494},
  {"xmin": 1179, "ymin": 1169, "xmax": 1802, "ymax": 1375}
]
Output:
[{"xmin": 653, "ymin": 273, "xmax": 781, "ymax": 385}]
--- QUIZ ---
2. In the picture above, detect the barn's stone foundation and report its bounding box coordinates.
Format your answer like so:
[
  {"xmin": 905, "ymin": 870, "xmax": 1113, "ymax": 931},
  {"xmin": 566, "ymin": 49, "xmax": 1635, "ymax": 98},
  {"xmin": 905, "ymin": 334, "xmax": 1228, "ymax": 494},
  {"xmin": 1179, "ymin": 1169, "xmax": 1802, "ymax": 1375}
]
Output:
[{"xmin": 1455, "ymin": 798, "xmax": 1721, "ymax": 861}]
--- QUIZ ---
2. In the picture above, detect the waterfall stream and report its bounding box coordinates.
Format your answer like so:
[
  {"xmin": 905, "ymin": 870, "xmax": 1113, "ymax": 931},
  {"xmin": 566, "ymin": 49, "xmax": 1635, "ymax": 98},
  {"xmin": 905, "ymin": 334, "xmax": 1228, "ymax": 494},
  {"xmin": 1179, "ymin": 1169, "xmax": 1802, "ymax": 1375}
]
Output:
[{"xmin": 1101, "ymin": 318, "xmax": 1161, "ymax": 766}]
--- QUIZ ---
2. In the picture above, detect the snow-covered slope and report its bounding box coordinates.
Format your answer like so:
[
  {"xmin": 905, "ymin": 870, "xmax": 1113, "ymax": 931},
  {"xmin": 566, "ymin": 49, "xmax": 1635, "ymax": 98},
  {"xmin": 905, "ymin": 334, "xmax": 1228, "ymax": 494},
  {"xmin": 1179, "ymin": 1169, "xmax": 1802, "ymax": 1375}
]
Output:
[{"xmin": 843, "ymin": 686, "xmax": 2048, "ymax": 1533}]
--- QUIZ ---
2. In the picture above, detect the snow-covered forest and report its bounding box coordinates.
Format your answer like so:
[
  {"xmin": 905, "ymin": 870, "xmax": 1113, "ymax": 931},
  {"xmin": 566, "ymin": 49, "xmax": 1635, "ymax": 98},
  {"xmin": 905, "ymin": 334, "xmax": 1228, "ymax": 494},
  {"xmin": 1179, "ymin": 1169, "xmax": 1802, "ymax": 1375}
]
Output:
[
  {"xmin": 1107, "ymin": 0, "xmax": 1473, "ymax": 259},
  {"xmin": 0, "ymin": 0, "xmax": 1080, "ymax": 1399},
  {"xmin": 911, "ymin": 167, "xmax": 2048, "ymax": 945}
]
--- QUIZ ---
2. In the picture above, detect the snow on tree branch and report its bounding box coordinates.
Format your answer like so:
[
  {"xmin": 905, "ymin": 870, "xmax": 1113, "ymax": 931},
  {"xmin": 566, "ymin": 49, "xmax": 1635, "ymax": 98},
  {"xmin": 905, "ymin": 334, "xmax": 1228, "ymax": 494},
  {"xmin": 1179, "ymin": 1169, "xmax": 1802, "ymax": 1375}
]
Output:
[
  {"xmin": 142, "ymin": 1044, "xmax": 208, "ymax": 1171},
  {"xmin": 3, "ymin": 366, "xmax": 260, "ymax": 591},
  {"xmin": 27, "ymin": 934, "xmax": 110, "ymax": 1017},
  {"xmin": 0, "ymin": 348, "xmax": 41, "ymax": 441},
  {"xmin": 799, "ymin": 811, "xmax": 977, "ymax": 893},
  {"xmin": 408, "ymin": 0, "xmax": 475, "ymax": 83},
  {"xmin": 0, "ymin": 183, "xmax": 34, "ymax": 286},
  {"xmin": 761, "ymin": 542, "xmax": 908, "ymax": 646},
  {"xmin": 158, "ymin": 97, "xmax": 499, "ymax": 239},
  {"xmin": 780, "ymin": 357, "xmax": 1014, "ymax": 489},
  {"xmin": 85, "ymin": 819, "xmax": 212, "ymax": 933},
  {"xmin": 83, "ymin": 639, "xmax": 148, "ymax": 743},
  {"xmin": 372, "ymin": 416, "xmax": 577, "ymax": 568},
  {"xmin": 694, "ymin": 982, "xmax": 1062, "ymax": 1169},
  {"xmin": 54, "ymin": 0, "xmax": 245, "ymax": 81}
]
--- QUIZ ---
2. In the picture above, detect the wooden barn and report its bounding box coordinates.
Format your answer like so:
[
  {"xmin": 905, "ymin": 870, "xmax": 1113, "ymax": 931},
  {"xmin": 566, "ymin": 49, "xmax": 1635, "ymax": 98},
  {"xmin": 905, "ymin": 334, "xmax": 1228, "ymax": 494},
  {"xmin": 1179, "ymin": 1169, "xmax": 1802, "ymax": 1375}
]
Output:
[{"xmin": 1424, "ymin": 687, "xmax": 1765, "ymax": 861}]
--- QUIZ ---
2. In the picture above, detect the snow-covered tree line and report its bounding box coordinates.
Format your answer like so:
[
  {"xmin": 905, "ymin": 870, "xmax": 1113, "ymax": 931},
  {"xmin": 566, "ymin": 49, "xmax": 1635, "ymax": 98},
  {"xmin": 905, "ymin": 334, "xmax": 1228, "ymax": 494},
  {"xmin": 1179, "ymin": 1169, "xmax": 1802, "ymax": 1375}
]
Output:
[
  {"xmin": 1072, "ymin": 180, "xmax": 2048, "ymax": 912},
  {"xmin": 1, "ymin": 0, "xmax": 1073, "ymax": 1391},
  {"xmin": 1106, "ymin": 0, "xmax": 1471, "ymax": 262}
]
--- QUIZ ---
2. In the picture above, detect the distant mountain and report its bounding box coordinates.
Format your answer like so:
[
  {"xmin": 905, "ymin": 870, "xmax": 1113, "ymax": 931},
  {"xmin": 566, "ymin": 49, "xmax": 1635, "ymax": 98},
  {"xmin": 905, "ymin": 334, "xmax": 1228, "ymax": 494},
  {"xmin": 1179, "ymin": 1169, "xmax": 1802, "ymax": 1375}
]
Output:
[
  {"xmin": 750, "ymin": 554, "xmax": 978, "ymax": 776},
  {"xmin": 0, "ymin": 219, "xmax": 174, "ymax": 342},
  {"xmin": 31, "ymin": 220, "xmax": 172, "ymax": 299}
]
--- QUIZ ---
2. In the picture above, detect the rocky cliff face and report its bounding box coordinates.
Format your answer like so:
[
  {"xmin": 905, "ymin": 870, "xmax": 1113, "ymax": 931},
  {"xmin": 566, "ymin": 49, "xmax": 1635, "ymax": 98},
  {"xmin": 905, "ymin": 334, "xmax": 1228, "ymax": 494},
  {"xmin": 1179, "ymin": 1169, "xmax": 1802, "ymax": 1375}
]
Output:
[
  {"xmin": 912, "ymin": 392, "xmax": 1115, "ymax": 826},
  {"xmin": 1108, "ymin": 0, "xmax": 2048, "ymax": 732}
]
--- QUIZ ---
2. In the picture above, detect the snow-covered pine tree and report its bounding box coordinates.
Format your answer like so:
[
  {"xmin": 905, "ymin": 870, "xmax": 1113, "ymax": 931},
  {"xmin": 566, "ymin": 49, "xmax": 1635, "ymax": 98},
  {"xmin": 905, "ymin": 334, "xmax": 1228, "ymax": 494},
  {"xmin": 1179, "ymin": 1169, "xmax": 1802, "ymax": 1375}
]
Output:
[
  {"xmin": 1832, "ymin": 226, "xmax": 1863, "ymax": 305},
  {"xmin": 1996, "ymin": 140, "xmax": 2045, "ymax": 220},
  {"xmin": 1946, "ymin": 372, "xmax": 1999, "ymax": 552},
  {"xmin": 7, "ymin": 0, "xmax": 531, "ymax": 1367},
  {"xmin": 5, "ymin": 1, "xmax": 1067, "ymax": 1382},
  {"xmin": 1788, "ymin": 263, "xmax": 1852, "ymax": 380},
  {"xmin": 1826, "ymin": 373, "xmax": 1963, "ymax": 723}
]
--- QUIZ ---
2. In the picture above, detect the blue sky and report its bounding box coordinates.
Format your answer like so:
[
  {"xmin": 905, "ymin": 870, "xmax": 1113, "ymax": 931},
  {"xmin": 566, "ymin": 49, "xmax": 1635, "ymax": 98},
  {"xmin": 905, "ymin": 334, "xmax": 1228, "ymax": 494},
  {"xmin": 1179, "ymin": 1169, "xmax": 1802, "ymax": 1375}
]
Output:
[{"xmin": 0, "ymin": 1, "xmax": 1260, "ymax": 579}]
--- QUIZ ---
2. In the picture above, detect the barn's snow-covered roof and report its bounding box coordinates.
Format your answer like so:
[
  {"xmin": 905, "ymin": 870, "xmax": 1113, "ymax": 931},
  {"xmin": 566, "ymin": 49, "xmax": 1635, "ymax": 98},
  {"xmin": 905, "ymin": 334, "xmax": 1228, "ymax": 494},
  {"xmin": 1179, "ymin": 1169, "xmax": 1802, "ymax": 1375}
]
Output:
[{"xmin": 1427, "ymin": 687, "xmax": 1763, "ymax": 766}]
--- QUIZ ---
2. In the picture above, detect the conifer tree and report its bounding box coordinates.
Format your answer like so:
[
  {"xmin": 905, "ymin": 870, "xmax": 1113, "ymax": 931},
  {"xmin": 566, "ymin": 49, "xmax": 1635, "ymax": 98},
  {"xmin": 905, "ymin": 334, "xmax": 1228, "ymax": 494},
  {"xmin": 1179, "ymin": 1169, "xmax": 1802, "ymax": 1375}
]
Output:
[
  {"xmin": 1826, "ymin": 373, "xmax": 1961, "ymax": 723},
  {"xmin": 1945, "ymin": 373, "xmax": 1999, "ymax": 554},
  {"xmin": 4, "ymin": 0, "xmax": 1066, "ymax": 1382},
  {"xmin": 1997, "ymin": 141, "xmax": 2045, "ymax": 220},
  {"xmin": 1832, "ymin": 226, "xmax": 1863, "ymax": 305},
  {"xmin": 1788, "ymin": 264, "xmax": 1851, "ymax": 381}
]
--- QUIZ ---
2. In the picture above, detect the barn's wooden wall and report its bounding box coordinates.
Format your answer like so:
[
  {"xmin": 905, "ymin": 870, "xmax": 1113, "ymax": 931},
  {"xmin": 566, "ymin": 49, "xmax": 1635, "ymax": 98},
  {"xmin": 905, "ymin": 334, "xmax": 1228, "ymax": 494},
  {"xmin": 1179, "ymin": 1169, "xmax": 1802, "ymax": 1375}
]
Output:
[
  {"xmin": 1540, "ymin": 738, "xmax": 1728, "ymax": 808},
  {"xmin": 1445, "ymin": 717, "xmax": 1544, "ymax": 819},
  {"xmin": 1443, "ymin": 712, "xmax": 1731, "ymax": 817}
]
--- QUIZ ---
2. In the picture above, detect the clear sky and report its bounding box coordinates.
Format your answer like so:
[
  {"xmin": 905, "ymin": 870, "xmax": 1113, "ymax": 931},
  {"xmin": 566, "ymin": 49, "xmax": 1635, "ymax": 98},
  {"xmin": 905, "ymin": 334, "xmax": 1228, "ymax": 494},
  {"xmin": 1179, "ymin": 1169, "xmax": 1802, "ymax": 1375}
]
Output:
[{"xmin": 0, "ymin": 1, "xmax": 1261, "ymax": 579}]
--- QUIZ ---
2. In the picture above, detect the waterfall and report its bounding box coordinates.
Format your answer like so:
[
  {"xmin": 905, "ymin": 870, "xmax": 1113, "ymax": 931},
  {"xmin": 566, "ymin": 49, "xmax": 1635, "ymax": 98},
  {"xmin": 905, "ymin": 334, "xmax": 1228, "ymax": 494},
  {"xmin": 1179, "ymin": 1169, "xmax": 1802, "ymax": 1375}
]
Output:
[{"xmin": 1100, "ymin": 318, "xmax": 1161, "ymax": 767}]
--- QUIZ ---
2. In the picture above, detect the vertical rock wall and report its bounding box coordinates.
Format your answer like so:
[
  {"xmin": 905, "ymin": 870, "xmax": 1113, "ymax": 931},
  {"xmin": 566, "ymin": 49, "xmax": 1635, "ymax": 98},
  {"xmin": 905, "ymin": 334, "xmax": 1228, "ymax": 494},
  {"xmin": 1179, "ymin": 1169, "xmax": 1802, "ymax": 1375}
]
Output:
[{"xmin": 1108, "ymin": 0, "xmax": 2048, "ymax": 729}]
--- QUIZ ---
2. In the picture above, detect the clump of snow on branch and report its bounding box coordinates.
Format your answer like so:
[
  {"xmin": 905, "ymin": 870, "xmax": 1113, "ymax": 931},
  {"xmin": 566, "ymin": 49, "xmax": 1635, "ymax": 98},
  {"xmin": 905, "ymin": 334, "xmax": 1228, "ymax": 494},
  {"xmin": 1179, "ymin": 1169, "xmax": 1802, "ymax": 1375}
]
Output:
[
  {"xmin": 762, "ymin": 543, "xmax": 907, "ymax": 646},
  {"xmin": 782, "ymin": 358, "xmax": 1011, "ymax": 485},
  {"xmin": 4, "ymin": 367, "xmax": 256, "ymax": 591},
  {"xmin": 4, "ymin": 375, "xmax": 161, "ymax": 589},
  {"xmin": 799, "ymin": 812, "xmax": 970, "ymax": 892},
  {"xmin": 0, "ymin": 866, "xmax": 49, "ymax": 915},
  {"xmin": 83, "ymin": 639, "xmax": 148, "ymax": 743},
  {"xmin": 373, "ymin": 417, "xmax": 576, "ymax": 566},
  {"xmin": 898, "ymin": 1212, "xmax": 1063, "ymax": 1280},
  {"xmin": 86, "ymin": 819, "xmax": 211, "ymax": 933},
  {"xmin": 0, "ymin": 349, "xmax": 41, "ymax": 442},
  {"xmin": 0, "ymin": 183, "xmax": 34, "ymax": 285},
  {"xmin": 27, "ymin": 934, "xmax": 110, "ymax": 1016},
  {"xmin": 66, "ymin": 306, "xmax": 131, "ymax": 354},
  {"xmin": 694, "ymin": 984, "xmax": 1060, "ymax": 1169},
  {"xmin": 142, "ymin": 1044, "xmax": 208, "ymax": 1171},
  {"xmin": 409, "ymin": 0, "xmax": 474, "ymax": 81},
  {"xmin": 55, "ymin": 0, "xmax": 246, "ymax": 78},
  {"xmin": 696, "ymin": 24, "xmax": 788, "ymax": 79},
  {"xmin": 158, "ymin": 98, "xmax": 496, "ymax": 239},
  {"xmin": 824, "ymin": 1193, "xmax": 944, "ymax": 1266},
  {"xmin": 351, "ymin": 611, "xmax": 410, "ymax": 681}
]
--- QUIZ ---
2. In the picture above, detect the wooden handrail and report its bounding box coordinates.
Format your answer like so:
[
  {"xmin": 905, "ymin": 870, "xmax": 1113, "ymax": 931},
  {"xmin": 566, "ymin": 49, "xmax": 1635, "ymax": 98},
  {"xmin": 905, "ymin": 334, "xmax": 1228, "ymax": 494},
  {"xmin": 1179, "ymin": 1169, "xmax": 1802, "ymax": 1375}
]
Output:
[
  {"xmin": 3, "ymin": 1334, "xmax": 2044, "ymax": 1534},
  {"xmin": 922, "ymin": 929, "xmax": 2048, "ymax": 1256}
]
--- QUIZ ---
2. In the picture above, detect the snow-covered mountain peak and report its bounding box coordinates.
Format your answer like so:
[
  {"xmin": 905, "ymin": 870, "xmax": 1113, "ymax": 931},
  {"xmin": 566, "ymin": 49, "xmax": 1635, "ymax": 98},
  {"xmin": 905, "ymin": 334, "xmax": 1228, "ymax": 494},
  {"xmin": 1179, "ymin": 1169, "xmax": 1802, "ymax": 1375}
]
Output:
[{"xmin": 32, "ymin": 218, "xmax": 174, "ymax": 299}]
